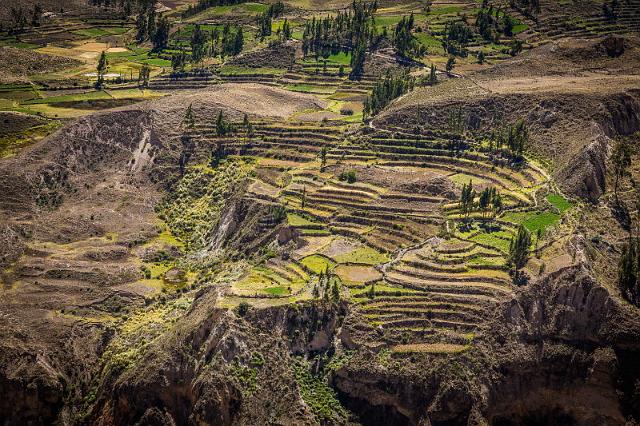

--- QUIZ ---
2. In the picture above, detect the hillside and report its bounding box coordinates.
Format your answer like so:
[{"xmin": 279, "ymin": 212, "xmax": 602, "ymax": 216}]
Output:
[{"xmin": 1, "ymin": 0, "xmax": 640, "ymax": 425}]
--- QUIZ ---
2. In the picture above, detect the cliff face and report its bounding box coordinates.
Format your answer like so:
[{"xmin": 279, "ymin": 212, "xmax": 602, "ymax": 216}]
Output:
[
  {"xmin": 87, "ymin": 291, "xmax": 347, "ymax": 426},
  {"xmin": 326, "ymin": 260, "xmax": 640, "ymax": 426}
]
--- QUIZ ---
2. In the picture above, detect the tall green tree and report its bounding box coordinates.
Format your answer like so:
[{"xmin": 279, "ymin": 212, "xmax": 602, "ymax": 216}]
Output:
[
  {"xmin": 136, "ymin": 9, "xmax": 148, "ymax": 42},
  {"xmin": 191, "ymin": 24, "xmax": 207, "ymax": 63},
  {"xmin": 184, "ymin": 103, "xmax": 195, "ymax": 128},
  {"xmin": 612, "ymin": 138, "xmax": 632, "ymax": 203},
  {"xmin": 152, "ymin": 16, "xmax": 170, "ymax": 51},
  {"xmin": 139, "ymin": 63, "xmax": 151, "ymax": 87},
  {"xmin": 233, "ymin": 27, "xmax": 244, "ymax": 55},
  {"xmin": 619, "ymin": 237, "xmax": 640, "ymax": 305},
  {"xmin": 428, "ymin": 63, "xmax": 437, "ymax": 85},
  {"xmin": 508, "ymin": 225, "xmax": 532, "ymax": 281},
  {"xmin": 95, "ymin": 51, "xmax": 108, "ymax": 89},
  {"xmin": 216, "ymin": 110, "xmax": 228, "ymax": 136},
  {"xmin": 446, "ymin": 56, "xmax": 456, "ymax": 74}
]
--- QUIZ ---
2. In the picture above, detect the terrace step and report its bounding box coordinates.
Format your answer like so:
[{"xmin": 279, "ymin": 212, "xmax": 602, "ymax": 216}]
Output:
[{"xmin": 374, "ymin": 318, "xmax": 478, "ymax": 333}]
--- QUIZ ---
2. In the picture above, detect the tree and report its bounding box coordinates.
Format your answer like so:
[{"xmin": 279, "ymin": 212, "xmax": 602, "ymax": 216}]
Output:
[
  {"xmin": 320, "ymin": 146, "xmax": 328, "ymax": 171},
  {"xmin": 95, "ymin": 51, "xmax": 108, "ymax": 89},
  {"xmin": 191, "ymin": 24, "xmax": 207, "ymax": 63},
  {"xmin": 152, "ymin": 16, "xmax": 170, "ymax": 51},
  {"xmin": 510, "ymin": 39, "xmax": 523, "ymax": 56},
  {"xmin": 477, "ymin": 50, "xmax": 485, "ymax": 64},
  {"xmin": 349, "ymin": 38, "xmax": 367, "ymax": 80},
  {"xmin": 460, "ymin": 180, "xmax": 475, "ymax": 217},
  {"xmin": 331, "ymin": 280, "xmax": 340, "ymax": 303},
  {"xmin": 236, "ymin": 301, "xmax": 251, "ymax": 317},
  {"xmin": 146, "ymin": 6, "xmax": 157, "ymax": 40},
  {"xmin": 257, "ymin": 10, "xmax": 272, "ymax": 39},
  {"xmin": 363, "ymin": 70, "xmax": 415, "ymax": 118},
  {"xmin": 281, "ymin": 18, "xmax": 291, "ymax": 40},
  {"xmin": 618, "ymin": 237, "xmax": 639, "ymax": 305},
  {"xmin": 183, "ymin": 103, "xmax": 195, "ymax": 128},
  {"xmin": 31, "ymin": 4, "xmax": 43, "ymax": 27},
  {"xmin": 612, "ymin": 138, "xmax": 632, "ymax": 203},
  {"xmin": 139, "ymin": 64, "xmax": 151, "ymax": 87},
  {"xmin": 233, "ymin": 27, "xmax": 244, "ymax": 55},
  {"xmin": 478, "ymin": 187, "xmax": 492, "ymax": 217},
  {"xmin": 243, "ymin": 113, "xmax": 253, "ymax": 138},
  {"xmin": 492, "ymin": 192, "xmax": 503, "ymax": 214},
  {"xmin": 428, "ymin": 63, "xmax": 437, "ymax": 85},
  {"xmin": 508, "ymin": 225, "xmax": 531, "ymax": 280},
  {"xmin": 10, "ymin": 7, "xmax": 27, "ymax": 34},
  {"xmin": 136, "ymin": 8, "xmax": 148, "ymax": 42},
  {"xmin": 393, "ymin": 13, "xmax": 417, "ymax": 56},
  {"xmin": 446, "ymin": 56, "xmax": 456, "ymax": 74},
  {"xmin": 171, "ymin": 50, "xmax": 187, "ymax": 73},
  {"xmin": 503, "ymin": 119, "xmax": 528, "ymax": 159},
  {"xmin": 215, "ymin": 110, "xmax": 228, "ymax": 136}
]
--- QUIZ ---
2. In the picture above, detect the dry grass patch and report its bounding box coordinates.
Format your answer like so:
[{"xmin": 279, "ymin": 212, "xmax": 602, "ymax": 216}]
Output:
[
  {"xmin": 391, "ymin": 343, "xmax": 470, "ymax": 354},
  {"xmin": 335, "ymin": 264, "xmax": 381, "ymax": 287}
]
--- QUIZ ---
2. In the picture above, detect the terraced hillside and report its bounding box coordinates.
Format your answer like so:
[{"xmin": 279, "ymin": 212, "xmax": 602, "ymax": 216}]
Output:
[
  {"xmin": 2, "ymin": 0, "xmax": 640, "ymax": 425},
  {"xmin": 176, "ymin": 100, "xmax": 567, "ymax": 357}
]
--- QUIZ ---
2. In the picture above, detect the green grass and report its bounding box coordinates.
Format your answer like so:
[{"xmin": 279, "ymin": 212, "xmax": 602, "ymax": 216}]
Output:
[
  {"xmin": 0, "ymin": 121, "xmax": 61, "ymax": 158},
  {"xmin": 219, "ymin": 65, "xmax": 286, "ymax": 76},
  {"xmin": 0, "ymin": 37, "xmax": 39, "ymax": 49},
  {"xmin": 72, "ymin": 28, "xmax": 110, "ymax": 38},
  {"xmin": 469, "ymin": 232, "xmax": 511, "ymax": 254},
  {"xmin": 414, "ymin": 32, "xmax": 445, "ymax": 54},
  {"xmin": 137, "ymin": 57, "xmax": 171, "ymax": 67},
  {"xmin": 285, "ymin": 84, "xmax": 335, "ymax": 94},
  {"xmin": 513, "ymin": 24, "xmax": 528, "ymax": 34},
  {"xmin": 189, "ymin": 2, "xmax": 267, "ymax": 19},
  {"xmin": 264, "ymin": 286, "xmax": 288, "ymax": 295},
  {"xmin": 23, "ymin": 90, "xmax": 112, "ymax": 105},
  {"xmin": 546, "ymin": 194, "xmax": 572, "ymax": 213},
  {"xmin": 449, "ymin": 173, "xmax": 487, "ymax": 186},
  {"xmin": 301, "ymin": 229, "xmax": 331, "ymax": 236},
  {"xmin": 522, "ymin": 212, "xmax": 560, "ymax": 234},
  {"xmin": 502, "ymin": 210, "xmax": 561, "ymax": 234},
  {"xmin": 301, "ymin": 254, "xmax": 336, "ymax": 274},
  {"xmin": 332, "ymin": 246, "xmax": 389, "ymax": 265},
  {"xmin": 429, "ymin": 5, "xmax": 464, "ymax": 15},
  {"xmin": 287, "ymin": 213, "xmax": 319, "ymax": 227},
  {"xmin": 325, "ymin": 51, "xmax": 351, "ymax": 65}
]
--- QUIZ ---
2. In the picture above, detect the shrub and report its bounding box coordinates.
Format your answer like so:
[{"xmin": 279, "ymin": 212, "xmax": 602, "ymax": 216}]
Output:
[
  {"xmin": 236, "ymin": 301, "xmax": 251, "ymax": 317},
  {"xmin": 339, "ymin": 107, "xmax": 354, "ymax": 116},
  {"xmin": 339, "ymin": 170, "xmax": 356, "ymax": 183}
]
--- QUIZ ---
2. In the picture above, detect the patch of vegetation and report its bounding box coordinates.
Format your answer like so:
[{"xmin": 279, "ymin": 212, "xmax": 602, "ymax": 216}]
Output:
[
  {"xmin": 546, "ymin": 193, "xmax": 572, "ymax": 213},
  {"xmin": 158, "ymin": 160, "xmax": 252, "ymax": 250},
  {"xmin": 469, "ymin": 231, "xmax": 511, "ymax": 254},
  {"xmin": 99, "ymin": 296, "xmax": 193, "ymax": 377},
  {"xmin": 230, "ymin": 360, "xmax": 258, "ymax": 395},
  {"xmin": 300, "ymin": 254, "xmax": 336, "ymax": 274},
  {"xmin": 218, "ymin": 65, "xmax": 286, "ymax": 76},
  {"xmin": 333, "ymin": 245, "xmax": 389, "ymax": 265},
  {"xmin": 292, "ymin": 357, "xmax": 348, "ymax": 424},
  {"xmin": 0, "ymin": 121, "xmax": 61, "ymax": 158},
  {"xmin": 502, "ymin": 211, "xmax": 560, "ymax": 234}
]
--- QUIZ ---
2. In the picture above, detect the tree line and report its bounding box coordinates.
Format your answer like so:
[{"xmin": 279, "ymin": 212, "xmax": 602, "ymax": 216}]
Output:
[
  {"xmin": 459, "ymin": 181, "xmax": 503, "ymax": 218},
  {"xmin": 363, "ymin": 71, "xmax": 415, "ymax": 120},
  {"xmin": 256, "ymin": 1, "xmax": 285, "ymax": 39},
  {"xmin": 301, "ymin": 0, "xmax": 379, "ymax": 79},
  {"xmin": 476, "ymin": 3, "xmax": 519, "ymax": 42},
  {"xmin": 6, "ymin": 4, "xmax": 43, "ymax": 34},
  {"xmin": 181, "ymin": 0, "xmax": 247, "ymax": 19}
]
